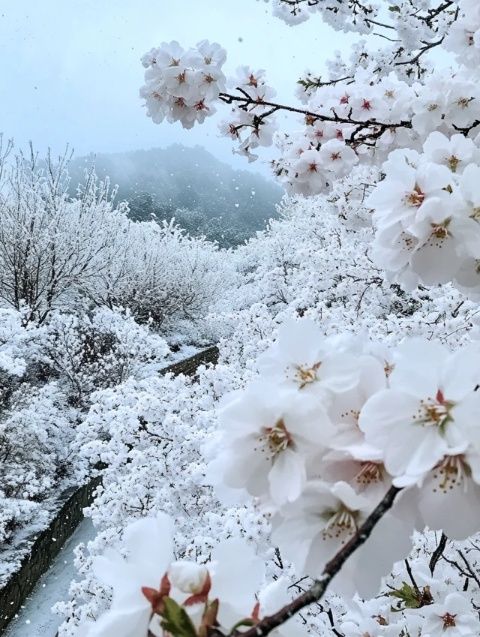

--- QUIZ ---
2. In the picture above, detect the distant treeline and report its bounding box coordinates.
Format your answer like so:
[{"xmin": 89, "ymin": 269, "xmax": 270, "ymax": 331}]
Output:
[{"xmin": 68, "ymin": 144, "xmax": 283, "ymax": 247}]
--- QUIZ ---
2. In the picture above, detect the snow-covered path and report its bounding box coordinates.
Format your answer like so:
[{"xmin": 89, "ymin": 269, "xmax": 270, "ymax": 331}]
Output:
[{"xmin": 3, "ymin": 520, "xmax": 95, "ymax": 637}]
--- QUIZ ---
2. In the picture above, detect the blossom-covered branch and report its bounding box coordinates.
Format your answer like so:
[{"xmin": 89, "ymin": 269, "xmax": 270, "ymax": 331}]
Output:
[{"xmin": 237, "ymin": 485, "xmax": 401, "ymax": 637}]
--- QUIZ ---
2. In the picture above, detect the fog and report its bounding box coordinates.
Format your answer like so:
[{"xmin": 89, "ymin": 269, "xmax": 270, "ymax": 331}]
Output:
[{"xmin": 0, "ymin": 0, "xmax": 347, "ymax": 176}]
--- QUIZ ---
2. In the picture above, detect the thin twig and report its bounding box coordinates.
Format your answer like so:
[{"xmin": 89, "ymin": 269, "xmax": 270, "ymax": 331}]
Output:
[
  {"xmin": 457, "ymin": 550, "xmax": 480, "ymax": 589},
  {"xmin": 405, "ymin": 559, "xmax": 420, "ymax": 596}
]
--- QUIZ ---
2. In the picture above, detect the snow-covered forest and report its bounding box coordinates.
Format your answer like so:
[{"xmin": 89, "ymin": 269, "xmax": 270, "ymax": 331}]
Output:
[
  {"xmin": 67, "ymin": 145, "xmax": 282, "ymax": 247},
  {"xmin": 3, "ymin": 1, "xmax": 480, "ymax": 636}
]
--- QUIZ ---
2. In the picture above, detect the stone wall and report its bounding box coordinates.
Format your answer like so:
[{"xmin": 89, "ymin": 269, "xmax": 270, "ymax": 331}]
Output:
[
  {"xmin": 0, "ymin": 345, "xmax": 219, "ymax": 634},
  {"xmin": 0, "ymin": 477, "xmax": 101, "ymax": 633},
  {"xmin": 159, "ymin": 345, "xmax": 219, "ymax": 378}
]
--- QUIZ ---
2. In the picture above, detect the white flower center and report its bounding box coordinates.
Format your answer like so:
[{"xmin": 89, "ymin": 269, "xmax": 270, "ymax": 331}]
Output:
[
  {"xmin": 457, "ymin": 97, "xmax": 472, "ymax": 109},
  {"xmin": 470, "ymin": 207, "xmax": 480, "ymax": 220},
  {"xmin": 431, "ymin": 455, "xmax": 470, "ymax": 494},
  {"xmin": 412, "ymin": 390, "xmax": 453, "ymax": 431},
  {"xmin": 259, "ymin": 419, "xmax": 293, "ymax": 458},
  {"xmin": 176, "ymin": 70, "xmax": 187, "ymax": 84},
  {"xmin": 355, "ymin": 461, "xmax": 384, "ymax": 486},
  {"xmin": 321, "ymin": 505, "xmax": 359, "ymax": 541},
  {"xmin": 405, "ymin": 185, "xmax": 425, "ymax": 207},
  {"xmin": 429, "ymin": 218, "xmax": 451, "ymax": 243},
  {"xmin": 292, "ymin": 361, "xmax": 321, "ymax": 388},
  {"xmin": 441, "ymin": 612, "xmax": 457, "ymax": 628},
  {"xmin": 447, "ymin": 155, "xmax": 460, "ymax": 172}
]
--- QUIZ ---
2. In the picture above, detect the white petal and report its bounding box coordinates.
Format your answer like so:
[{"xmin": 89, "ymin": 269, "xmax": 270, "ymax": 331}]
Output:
[
  {"xmin": 211, "ymin": 538, "xmax": 264, "ymax": 616},
  {"xmin": 269, "ymin": 449, "xmax": 306, "ymax": 504},
  {"xmin": 87, "ymin": 605, "xmax": 151, "ymax": 637}
]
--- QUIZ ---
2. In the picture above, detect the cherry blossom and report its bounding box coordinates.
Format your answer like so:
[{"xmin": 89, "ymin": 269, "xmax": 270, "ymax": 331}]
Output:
[
  {"xmin": 140, "ymin": 40, "xmax": 226, "ymax": 129},
  {"xmin": 423, "ymin": 592, "xmax": 480, "ymax": 635},
  {"xmin": 359, "ymin": 338, "xmax": 480, "ymax": 483},
  {"xmin": 82, "ymin": 513, "xmax": 268, "ymax": 637},
  {"xmin": 214, "ymin": 381, "xmax": 334, "ymax": 504},
  {"xmin": 257, "ymin": 318, "xmax": 359, "ymax": 395},
  {"xmin": 85, "ymin": 513, "xmax": 174, "ymax": 637}
]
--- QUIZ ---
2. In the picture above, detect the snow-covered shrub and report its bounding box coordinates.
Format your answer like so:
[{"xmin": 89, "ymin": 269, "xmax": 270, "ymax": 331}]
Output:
[
  {"xmin": 36, "ymin": 307, "xmax": 169, "ymax": 406},
  {"xmin": 91, "ymin": 218, "xmax": 236, "ymax": 331},
  {"xmin": 0, "ymin": 304, "xmax": 174, "ymax": 581},
  {"xmin": 0, "ymin": 383, "xmax": 74, "ymax": 546},
  {"xmin": 0, "ymin": 144, "xmax": 231, "ymax": 337},
  {"xmin": 0, "ymin": 308, "xmax": 34, "ymax": 411}
]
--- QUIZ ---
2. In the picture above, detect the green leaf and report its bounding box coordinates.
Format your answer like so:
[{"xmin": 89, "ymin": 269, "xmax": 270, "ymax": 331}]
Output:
[
  {"xmin": 388, "ymin": 582, "xmax": 422, "ymax": 610},
  {"xmin": 160, "ymin": 597, "xmax": 198, "ymax": 637},
  {"xmin": 388, "ymin": 5, "xmax": 401, "ymax": 11}
]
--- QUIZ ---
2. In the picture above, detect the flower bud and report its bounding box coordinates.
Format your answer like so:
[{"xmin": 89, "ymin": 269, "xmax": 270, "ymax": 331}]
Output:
[{"xmin": 168, "ymin": 560, "xmax": 209, "ymax": 594}]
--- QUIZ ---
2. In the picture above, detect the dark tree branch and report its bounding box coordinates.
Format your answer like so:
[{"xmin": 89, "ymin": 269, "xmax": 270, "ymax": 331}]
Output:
[
  {"xmin": 218, "ymin": 91, "xmax": 411, "ymax": 131},
  {"xmin": 326, "ymin": 607, "xmax": 345, "ymax": 637},
  {"xmin": 429, "ymin": 533, "xmax": 448, "ymax": 575},
  {"xmin": 395, "ymin": 37, "xmax": 445, "ymax": 68}
]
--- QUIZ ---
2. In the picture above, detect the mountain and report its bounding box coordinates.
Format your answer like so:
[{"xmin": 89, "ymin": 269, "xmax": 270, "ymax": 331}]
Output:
[{"xmin": 68, "ymin": 145, "xmax": 283, "ymax": 247}]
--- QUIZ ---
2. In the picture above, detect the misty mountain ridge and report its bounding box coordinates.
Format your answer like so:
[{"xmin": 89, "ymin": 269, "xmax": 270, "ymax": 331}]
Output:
[{"xmin": 68, "ymin": 145, "xmax": 283, "ymax": 247}]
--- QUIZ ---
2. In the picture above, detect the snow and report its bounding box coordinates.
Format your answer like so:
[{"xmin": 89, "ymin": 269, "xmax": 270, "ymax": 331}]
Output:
[{"xmin": 3, "ymin": 520, "xmax": 96, "ymax": 637}]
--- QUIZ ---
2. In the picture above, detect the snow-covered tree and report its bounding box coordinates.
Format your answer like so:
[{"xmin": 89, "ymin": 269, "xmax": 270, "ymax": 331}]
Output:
[
  {"xmin": 0, "ymin": 148, "xmax": 119, "ymax": 324},
  {"xmin": 0, "ymin": 144, "xmax": 233, "ymax": 335},
  {"xmin": 91, "ymin": 218, "xmax": 235, "ymax": 330}
]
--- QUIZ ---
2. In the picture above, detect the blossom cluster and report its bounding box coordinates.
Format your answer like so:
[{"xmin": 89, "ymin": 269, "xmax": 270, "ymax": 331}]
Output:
[
  {"xmin": 140, "ymin": 0, "xmax": 480, "ymax": 206},
  {"xmin": 335, "ymin": 537, "xmax": 480, "ymax": 636},
  {"xmin": 368, "ymin": 131, "xmax": 480, "ymax": 295},
  {"xmin": 76, "ymin": 513, "xmax": 306, "ymax": 637},
  {"xmin": 267, "ymin": 0, "xmax": 377, "ymax": 33},
  {"xmin": 210, "ymin": 317, "xmax": 480, "ymax": 597},
  {"xmin": 273, "ymin": 130, "xmax": 359, "ymax": 196},
  {"xmin": 273, "ymin": 63, "xmax": 480, "ymax": 195},
  {"xmin": 218, "ymin": 66, "xmax": 278, "ymax": 162},
  {"xmin": 444, "ymin": 0, "xmax": 480, "ymax": 69},
  {"xmin": 141, "ymin": 39, "xmax": 480, "ymax": 201},
  {"xmin": 140, "ymin": 40, "xmax": 227, "ymax": 129}
]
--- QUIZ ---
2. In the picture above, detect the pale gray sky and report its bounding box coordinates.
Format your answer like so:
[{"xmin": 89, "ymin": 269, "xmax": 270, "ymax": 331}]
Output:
[{"xmin": 0, "ymin": 0, "xmax": 347, "ymax": 175}]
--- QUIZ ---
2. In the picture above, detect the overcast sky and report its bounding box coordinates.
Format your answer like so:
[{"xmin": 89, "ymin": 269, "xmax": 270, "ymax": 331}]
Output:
[{"xmin": 0, "ymin": 0, "xmax": 347, "ymax": 176}]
